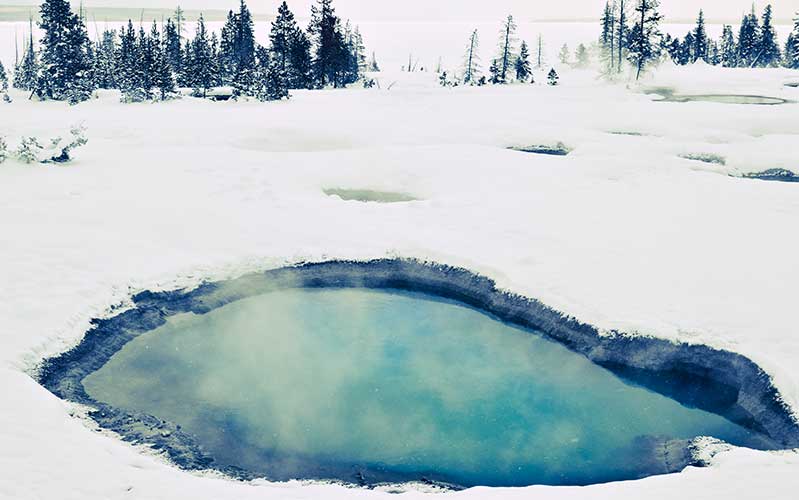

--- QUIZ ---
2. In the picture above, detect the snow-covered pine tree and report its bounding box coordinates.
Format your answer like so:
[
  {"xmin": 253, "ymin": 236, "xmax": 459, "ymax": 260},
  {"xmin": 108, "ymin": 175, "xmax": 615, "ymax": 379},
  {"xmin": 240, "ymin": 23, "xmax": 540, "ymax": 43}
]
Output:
[
  {"xmin": 627, "ymin": 0, "xmax": 663, "ymax": 80},
  {"xmin": 219, "ymin": 9, "xmax": 237, "ymax": 81},
  {"xmin": 536, "ymin": 34, "xmax": 545, "ymax": 69},
  {"xmin": 708, "ymin": 40, "xmax": 721, "ymax": 65},
  {"xmin": 558, "ymin": 43, "xmax": 570, "ymax": 64},
  {"xmin": 270, "ymin": 1, "xmax": 313, "ymax": 89},
  {"xmin": 288, "ymin": 28, "xmax": 313, "ymax": 89},
  {"xmin": 488, "ymin": 59, "xmax": 500, "ymax": 84},
  {"xmin": 496, "ymin": 15, "xmax": 517, "ymax": 83},
  {"xmin": 515, "ymin": 41, "xmax": 531, "ymax": 81},
  {"xmin": 462, "ymin": 29, "xmax": 481, "ymax": 84},
  {"xmin": 94, "ymin": 30, "xmax": 117, "ymax": 89},
  {"xmin": 188, "ymin": 15, "xmax": 214, "ymax": 98},
  {"xmin": 600, "ymin": 1, "xmax": 617, "ymax": 74},
  {"xmin": 0, "ymin": 59, "xmax": 8, "ymax": 92},
  {"xmin": 270, "ymin": 2, "xmax": 296, "ymax": 83},
  {"xmin": 16, "ymin": 137, "xmax": 43, "ymax": 164},
  {"xmin": 150, "ymin": 22, "xmax": 175, "ymax": 100},
  {"xmin": 37, "ymin": 0, "xmax": 95, "ymax": 103},
  {"xmin": 679, "ymin": 32, "xmax": 695, "ymax": 65},
  {"xmin": 179, "ymin": 40, "xmax": 192, "ymax": 87},
  {"xmin": 254, "ymin": 46, "xmax": 289, "ymax": 101},
  {"xmin": 14, "ymin": 20, "xmax": 39, "ymax": 92},
  {"xmin": 209, "ymin": 32, "xmax": 223, "ymax": 88},
  {"xmin": 790, "ymin": 16, "xmax": 799, "ymax": 69},
  {"xmin": 785, "ymin": 33, "xmax": 796, "ymax": 68},
  {"xmin": 352, "ymin": 27, "xmax": 367, "ymax": 75},
  {"xmin": 118, "ymin": 21, "xmax": 145, "ymax": 102},
  {"xmin": 575, "ymin": 43, "xmax": 590, "ymax": 68},
  {"xmin": 547, "ymin": 68, "xmax": 559, "ymax": 85},
  {"xmin": 0, "ymin": 137, "xmax": 8, "ymax": 163},
  {"xmin": 737, "ymin": 8, "xmax": 760, "ymax": 67},
  {"xmin": 234, "ymin": 0, "xmax": 256, "ymax": 94},
  {"xmin": 138, "ymin": 25, "xmax": 156, "ymax": 100},
  {"xmin": 720, "ymin": 25, "xmax": 737, "ymax": 67},
  {"xmin": 692, "ymin": 9, "xmax": 708, "ymax": 62},
  {"xmin": 309, "ymin": 0, "xmax": 347, "ymax": 87},
  {"xmin": 164, "ymin": 18, "xmax": 182, "ymax": 77},
  {"xmin": 756, "ymin": 5, "xmax": 781, "ymax": 67}
]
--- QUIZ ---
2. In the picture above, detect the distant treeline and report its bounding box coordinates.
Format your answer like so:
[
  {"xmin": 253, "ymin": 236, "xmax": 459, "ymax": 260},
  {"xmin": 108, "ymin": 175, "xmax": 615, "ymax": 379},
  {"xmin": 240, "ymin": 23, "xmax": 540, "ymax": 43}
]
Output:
[
  {"xmin": 4, "ymin": 0, "xmax": 377, "ymax": 104},
  {"xmin": 600, "ymin": 1, "xmax": 799, "ymax": 75}
]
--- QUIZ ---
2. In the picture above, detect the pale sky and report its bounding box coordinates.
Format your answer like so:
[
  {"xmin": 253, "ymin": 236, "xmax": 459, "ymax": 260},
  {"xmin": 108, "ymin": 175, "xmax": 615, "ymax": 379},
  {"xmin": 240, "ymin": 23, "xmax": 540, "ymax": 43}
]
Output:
[{"xmin": 5, "ymin": 0, "xmax": 799, "ymax": 22}]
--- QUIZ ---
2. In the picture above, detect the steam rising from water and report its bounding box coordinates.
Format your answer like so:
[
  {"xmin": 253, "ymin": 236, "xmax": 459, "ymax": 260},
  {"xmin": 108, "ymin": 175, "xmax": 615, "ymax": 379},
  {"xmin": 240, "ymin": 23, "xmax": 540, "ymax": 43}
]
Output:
[{"xmin": 83, "ymin": 288, "xmax": 758, "ymax": 486}]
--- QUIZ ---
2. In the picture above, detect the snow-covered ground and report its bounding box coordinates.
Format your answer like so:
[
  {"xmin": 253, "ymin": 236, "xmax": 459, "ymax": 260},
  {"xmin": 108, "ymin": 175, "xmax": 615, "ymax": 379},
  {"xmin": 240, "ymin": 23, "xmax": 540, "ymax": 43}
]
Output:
[{"xmin": 2, "ymin": 63, "xmax": 799, "ymax": 499}]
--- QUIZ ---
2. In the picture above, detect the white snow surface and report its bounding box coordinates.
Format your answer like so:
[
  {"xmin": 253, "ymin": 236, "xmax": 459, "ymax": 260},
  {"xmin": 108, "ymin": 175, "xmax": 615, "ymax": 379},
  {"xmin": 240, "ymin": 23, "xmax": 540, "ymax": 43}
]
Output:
[{"xmin": 2, "ymin": 64, "xmax": 799, "ymax": 499}]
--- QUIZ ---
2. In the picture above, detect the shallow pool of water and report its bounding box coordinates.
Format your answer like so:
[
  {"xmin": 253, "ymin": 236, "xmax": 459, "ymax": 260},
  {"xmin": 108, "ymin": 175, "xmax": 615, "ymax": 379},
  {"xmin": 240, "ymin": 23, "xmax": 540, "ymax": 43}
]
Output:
[
  {"xmin": 323, "ymin": 188, "xmax": 418, "ymax": 203},
  {"xmin": 83, "ymin": 289, "xmax": 760, "ymax": 487}
]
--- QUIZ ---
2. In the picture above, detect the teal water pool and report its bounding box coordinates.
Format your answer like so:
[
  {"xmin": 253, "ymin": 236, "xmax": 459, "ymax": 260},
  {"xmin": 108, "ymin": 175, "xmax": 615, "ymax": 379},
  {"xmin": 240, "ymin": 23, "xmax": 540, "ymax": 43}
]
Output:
[{"xmin": 83, "ymin": 288, "xmax": 760, "ymax": 487}]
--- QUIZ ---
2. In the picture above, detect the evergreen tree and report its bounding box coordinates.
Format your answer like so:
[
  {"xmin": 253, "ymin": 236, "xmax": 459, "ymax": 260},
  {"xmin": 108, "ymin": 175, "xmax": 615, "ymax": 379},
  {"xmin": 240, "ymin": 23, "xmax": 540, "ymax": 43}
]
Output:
[
  {"xmin": 14, "ymin": 22, "xmax": 39, "ymax": 91},
  {"xmin": 757, "ymin": 5, "xmax": 781, "ymax": 67},
  {"xmin": 164, "ymin": 18, "xmax": 182, "ymax": 77},
  {"xmin": 575, "ymin": 43, "xmax": 590, "ymax": 68},
  {"xmin": 149, "ymin": 22, "xmax": 175, "ymax": 100},
  {"xmin": 288, "ymin": 28, "xmax": 313, "ymax": 88},
  {"xmin": 789, "ymin": 16, "xmax": 799, "ymax": 69},
  {"xmin": 547, "ymin": 67, "xmax": 559, "ymax": 85},
  {"xmin": 94, "ymin": 30, "xmax": 117, "ymax": 89},
  {"xmin": 38, "ymin": 0, "xmax": 95, "ymax": 103},
  {"xmin": 254, "ymin": 45, "xmax": 289, "ymax": 101},
  {"xmin": 462, "ymin": 29, "xmax": 481, "ymax": 84},
  {"xmin": 138, "ymin": 25, "xmax": 156, "ymax": 99},
  {"xmin": 721, "ymin": 25, "xmax": 737, "ymax": 67},
  {"xmin": 209, "ymin": 32, "xmax": 222, "ymax": 87},
  {"xmin": 309, "ymin": 0, "xmax": 347, "ymax": 87},
  {"xmin": 270, "ymin": 1, "xmax": 313, "ymax": 89},
  {"xmin": 488, "ymin": 59, "xmax": 500, "ymax": 84},
  {"xmin": 188, "ymin": 15, "xmax": 214, "ymax": 97},
  {"xmin": 679, "ymin": 32, "xmax": 695, "ymax": 65},
  {"xmin": 496, "ymin": 15, "xmax": 517, "ymax": 83},
  {"xmin": 117, "ymin": 21, "xmax": 144, "ymax": 102},
  {"xmin": 600, "ymin": 1, "xmax": 617, "ymax": 74},
  {"xmin": 559, "ymin": 43, "xmax": 570, "ymax": 64},
  {"xmin": 627, "ymin": 0, "xmax": 663, "ymax": 80},
  {"xmin": 270, "ymin": 2, "xmax": 296, "ymax": 81},
  {"xmin": 0, "ymin": 59, "xmax": 8, "ymax": 95},
  {"xmin": 218, "ymin": 0, "xmax": 256, "ymax": 95},
  {"xmin": 738, "ymin": 8, "xmax": 760, "ymax": 67},
  {"xmin": 515, "ymin": 41, "xmax": 531, "ymax": 81},
  {"xmin": 708, "ymin": 40, "xmax": 721, "ymax": 65},
  {"xmin": 693, "ymin": 9, "xmax": 708, "ymax": 62}
]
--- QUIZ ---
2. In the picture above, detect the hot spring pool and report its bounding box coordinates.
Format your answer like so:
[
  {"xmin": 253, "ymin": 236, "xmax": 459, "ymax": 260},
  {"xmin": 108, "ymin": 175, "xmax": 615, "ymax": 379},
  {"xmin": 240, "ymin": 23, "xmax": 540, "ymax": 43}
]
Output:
[{"xmin": 82, "ymin": 287, "xmax": 761, "ymax": 487}]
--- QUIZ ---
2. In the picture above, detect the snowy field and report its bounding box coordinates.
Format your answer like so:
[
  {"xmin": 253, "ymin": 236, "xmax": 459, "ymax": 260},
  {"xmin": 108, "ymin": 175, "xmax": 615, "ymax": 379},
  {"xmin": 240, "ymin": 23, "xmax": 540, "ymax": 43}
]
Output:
[{"xmin": 3, "ymin": 21, "xmax": 799, "ymax": 500}]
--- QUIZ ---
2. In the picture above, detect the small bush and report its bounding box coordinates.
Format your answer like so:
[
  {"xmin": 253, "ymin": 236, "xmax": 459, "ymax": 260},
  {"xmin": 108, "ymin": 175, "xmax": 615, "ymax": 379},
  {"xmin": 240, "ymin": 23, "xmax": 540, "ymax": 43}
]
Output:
[
  {"xmin": 16, "ymin": 137, "xmax": 43, "ymax": 164},
  {"xmin": 0, "ymin": 136, "xmax": 8, "ymax": 163}
]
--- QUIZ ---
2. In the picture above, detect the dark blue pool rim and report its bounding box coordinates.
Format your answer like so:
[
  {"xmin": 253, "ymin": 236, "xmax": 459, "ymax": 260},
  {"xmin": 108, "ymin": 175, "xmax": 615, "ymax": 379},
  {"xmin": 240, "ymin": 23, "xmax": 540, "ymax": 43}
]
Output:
[{"xmin": 36, "ymin": 259, "xmax": 799, "ymax": 487}]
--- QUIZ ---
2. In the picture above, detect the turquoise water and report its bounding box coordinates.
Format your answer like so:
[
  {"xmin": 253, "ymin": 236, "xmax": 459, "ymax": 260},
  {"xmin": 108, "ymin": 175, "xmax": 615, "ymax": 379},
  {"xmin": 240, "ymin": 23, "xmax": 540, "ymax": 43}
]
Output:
[{"xmin": 83, "ymin": 289, "xmax": 758, "ymax": 487}]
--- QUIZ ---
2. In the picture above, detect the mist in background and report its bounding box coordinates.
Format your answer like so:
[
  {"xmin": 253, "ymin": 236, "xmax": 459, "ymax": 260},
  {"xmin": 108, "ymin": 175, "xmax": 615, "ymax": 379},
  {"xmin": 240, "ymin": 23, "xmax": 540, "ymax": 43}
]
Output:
[{"xmin": 2, "ymin": 0, "xmax": 799, "ymax": 23}]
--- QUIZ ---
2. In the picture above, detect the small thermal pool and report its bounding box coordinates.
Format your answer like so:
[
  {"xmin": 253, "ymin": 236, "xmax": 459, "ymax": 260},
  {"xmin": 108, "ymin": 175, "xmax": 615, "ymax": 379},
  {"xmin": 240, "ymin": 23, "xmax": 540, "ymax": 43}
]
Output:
[
  {"xmin": 647, "ymin": 88, "xmax": 790, "ymax": 105},
  {"xmin": 323, "ymin": 188, "xmax": 419, "ymax": 203},
  {"xmin": 83, "ymin": 288, "xmax": 761, "ymax": 487}
]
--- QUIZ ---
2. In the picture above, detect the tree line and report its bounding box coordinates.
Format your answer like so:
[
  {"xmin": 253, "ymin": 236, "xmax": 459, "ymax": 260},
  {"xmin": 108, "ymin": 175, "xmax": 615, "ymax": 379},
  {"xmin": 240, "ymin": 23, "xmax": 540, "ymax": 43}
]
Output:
[
  {"xmin": 7, "ymin": 0, "xmax": 372, "ymax": 104},
  {"xmin": 600, "ymin": 1, "xmax": 799, "ymax": 78}
]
